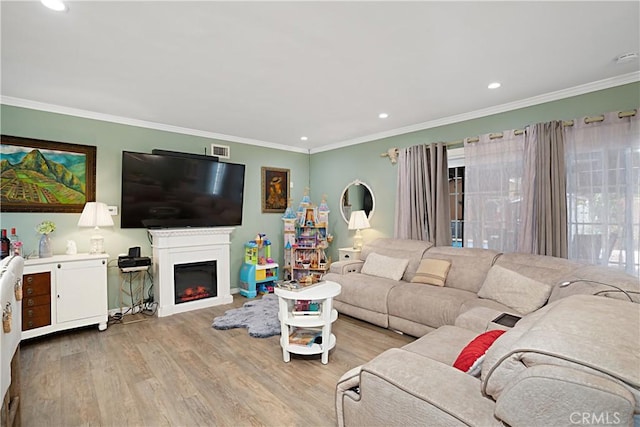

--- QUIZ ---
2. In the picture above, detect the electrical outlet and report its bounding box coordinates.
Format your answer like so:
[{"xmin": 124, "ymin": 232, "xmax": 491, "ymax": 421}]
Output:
[{"xmin": 107, "ymin": 205, "xmax": 118, "ymax": 216}]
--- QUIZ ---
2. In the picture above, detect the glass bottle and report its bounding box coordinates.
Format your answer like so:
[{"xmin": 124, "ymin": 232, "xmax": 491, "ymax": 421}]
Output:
[
  {"xmin": 0, "ymin": 229, "xmax": 10, "ymax": 259},
  {"xmin": 9, "ymin": 228, "xmax": 20, "ymax": 256}
]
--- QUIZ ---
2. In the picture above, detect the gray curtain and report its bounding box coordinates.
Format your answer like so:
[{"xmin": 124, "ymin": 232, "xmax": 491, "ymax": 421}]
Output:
[
  {"xmin": 394, "ymin": 143, "xmax": 451, "ymax": 245},
  {"xmin": 519, "ymin": 121, "xmax": 568, "ymax": 257}
]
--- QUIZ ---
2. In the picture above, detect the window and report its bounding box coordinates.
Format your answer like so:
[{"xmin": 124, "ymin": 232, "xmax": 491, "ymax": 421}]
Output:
[
  {"xmin": 449, "ymin": 166, "xmax": 464, "ymax": 247},
  {"xmin": 462, "ymin": 131, "xmax": 525, "ymax": 252},
  {"xmin": 567, "ymin": 146, "xmax": 639, "ymax": 274},
  {"xmin": 564, "ymin": 111, "xmax": 639, "ymax": 276}
]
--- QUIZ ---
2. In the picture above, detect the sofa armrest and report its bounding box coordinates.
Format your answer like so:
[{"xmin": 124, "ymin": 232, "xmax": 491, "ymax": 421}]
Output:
[
  {"xmin": 329, "ymin": 260, "xmax": 364, "ymax": 275},
  {"xmin": 336, "ymin": 366, "xmax": 363, "ymax": 425},
  {"xmin": 495, "ymin": 364, "xmax": 636, "ymax": 427},
  {"xmin": 336, "ymin": 348, "xmax": 501, "ymax": 427},
  {"xmin": 455, "ymin": 307, "xmax": 508, "ymax": 333}
]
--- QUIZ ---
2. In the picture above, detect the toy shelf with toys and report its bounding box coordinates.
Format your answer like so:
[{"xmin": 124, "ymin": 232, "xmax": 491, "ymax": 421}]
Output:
[
  {"xmin": 239, "ymin": 234, "xmax": 279, "ymax": 298},
  {"xmin": 281, "ymin": 191, "xmax": 332, "ymax": 284}
]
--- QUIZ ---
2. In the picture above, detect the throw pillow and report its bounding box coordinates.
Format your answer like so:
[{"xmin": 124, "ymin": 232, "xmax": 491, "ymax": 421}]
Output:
[
  {"xmin": 477, "ymin": 265, "xmax": 553, "ymax": 314},
  {"xmin": 453, "ymin": 329, "xmax": 506, "ymax": 377},
  {"xmin": 410, "ymin": 258, "xmax": 452, "ymax": 287},
  {"xmin": 361, "ymin": 252, "xmax": 410, "ymax": 281}
]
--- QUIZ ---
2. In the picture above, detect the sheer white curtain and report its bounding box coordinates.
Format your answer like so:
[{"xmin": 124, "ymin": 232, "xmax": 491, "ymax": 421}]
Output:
[
  {"xmin": 564, "ymin": 111, "xmax": 640, "ymax": 276},
  {"xmin": 463, "ymin": 131, "xmax": 525, "ymax": 252}
]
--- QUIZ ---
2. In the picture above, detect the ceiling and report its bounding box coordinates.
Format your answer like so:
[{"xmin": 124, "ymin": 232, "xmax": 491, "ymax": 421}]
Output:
[{"xmin": 1, "ymin": 1, "xmax": 639, "ymax": 153}]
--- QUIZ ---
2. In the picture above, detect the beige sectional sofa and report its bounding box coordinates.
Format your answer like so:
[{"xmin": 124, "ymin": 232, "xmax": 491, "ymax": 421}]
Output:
[
  {"xmin": 325, "ymin": 238, "xmax": 638, "ymax": 336},
  {"xmin": 325, "ymin": 238, "xmax": 640, "ymax": 426}
]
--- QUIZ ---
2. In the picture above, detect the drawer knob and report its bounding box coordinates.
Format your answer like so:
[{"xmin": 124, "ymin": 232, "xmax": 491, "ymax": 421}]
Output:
[
  {"xmin": 58, "ymin": 264, "xmax": 61, "ymax": 269},
  {"xmin": 28, "ymin": 321, "xmax": 34, "ymax": 328},
  {"xmin": 27, "ymin": 287, "xmax": 33, "ymax": 295},
  {"xmin": 26, "ymin": 276, "xmax": 33, "ymax": 284},
  {"xmin": 27, "ymin": 299, "xmax": 35, "ymax": 307},
  {"xmin": 27, "ymin": 309, "xmax": 34, "ymax": 317}
]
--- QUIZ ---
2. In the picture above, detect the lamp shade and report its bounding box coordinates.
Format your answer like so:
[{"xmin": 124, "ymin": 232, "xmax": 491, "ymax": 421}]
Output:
[
  {"xmin": 348, "ymin": 210, "xmax": 370, "ymax": 230},
  {"xmin": 78, "ymin": 202, "xmax": 114, "ymax": 228}
]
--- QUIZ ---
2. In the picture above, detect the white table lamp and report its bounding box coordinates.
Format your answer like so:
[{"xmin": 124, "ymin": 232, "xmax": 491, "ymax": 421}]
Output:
[
  {"xmin": 78, "ymin": 202, "xmax": 114, "ymax": 254},
  {"xmin": 348, "ymin": 210, "xmax": 370, "ymax": 250}
]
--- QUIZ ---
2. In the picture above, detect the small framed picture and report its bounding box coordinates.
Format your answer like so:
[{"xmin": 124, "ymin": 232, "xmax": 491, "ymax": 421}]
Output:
[{"xmin": 261, "ymin": 167, "xmax": 289, "ymax": 213}]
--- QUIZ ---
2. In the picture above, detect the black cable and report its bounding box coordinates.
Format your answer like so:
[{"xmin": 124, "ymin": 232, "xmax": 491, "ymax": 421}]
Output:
[{"xmin": 129, "ymin": 270, "xmax": 136, "ymax": 312}]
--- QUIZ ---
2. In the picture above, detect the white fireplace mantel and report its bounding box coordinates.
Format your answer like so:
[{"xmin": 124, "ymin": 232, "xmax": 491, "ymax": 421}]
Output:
[{"xmin": 149, "ymin": 227, "xmax": 234, "ymax": 317}]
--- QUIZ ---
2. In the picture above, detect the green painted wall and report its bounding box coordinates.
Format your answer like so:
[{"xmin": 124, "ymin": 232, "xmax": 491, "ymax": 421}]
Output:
[
  {"xmin": 0, "ymin": 105, "xmax": 309, "ymax": 309},
  {"xmin": 2, "ymin": 81, "xmax": 638, "ymax": 308},
  {"xmin": 311, "ymin": 82, "xmax": 640, "ymax": 260}
]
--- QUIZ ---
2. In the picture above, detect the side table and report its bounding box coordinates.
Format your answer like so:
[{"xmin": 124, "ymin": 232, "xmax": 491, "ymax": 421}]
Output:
[
  {"xmin": 274, "ymin": 281, "xmax": 341, "ymax": 364},
  {"xmin": 338, "ymin": 247, "xmax": 361, "ymax": 261}
]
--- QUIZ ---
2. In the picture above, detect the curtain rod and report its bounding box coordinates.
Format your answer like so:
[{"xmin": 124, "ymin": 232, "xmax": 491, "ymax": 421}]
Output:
[{"xmin": 453, "ymin": 109, "xmax": 636, "ymax": 145}]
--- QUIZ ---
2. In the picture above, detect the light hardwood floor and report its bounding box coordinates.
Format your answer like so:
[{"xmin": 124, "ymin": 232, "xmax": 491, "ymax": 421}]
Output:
[{"xmin": 19, "ymin": 295, "xmax": 414, "ymax": 427}]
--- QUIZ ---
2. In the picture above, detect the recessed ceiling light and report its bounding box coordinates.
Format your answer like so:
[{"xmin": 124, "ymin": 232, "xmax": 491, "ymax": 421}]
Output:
[
  {"xmin": 300, "ymin": 136, "xmax": 308, "ymax": 141},
  {"xmin": 378, "ymin": 113, "xmax": 389, "ymax": 119},
  {"xmin": 41, "ymin": 0, "xmax": 68, "ymax": 12},
  {"xmin": 488, "ymin": 82, "xmax": 501, "ymax": 89},
  {"xmin": 616, "ymin": 52, "xmax": 639, "ymax": 64}
]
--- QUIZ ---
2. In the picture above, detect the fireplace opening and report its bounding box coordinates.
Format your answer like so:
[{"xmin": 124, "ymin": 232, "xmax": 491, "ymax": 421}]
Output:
[{"xmin": 174, "ymin": 260, "xmax": 217, "ymax": 304}]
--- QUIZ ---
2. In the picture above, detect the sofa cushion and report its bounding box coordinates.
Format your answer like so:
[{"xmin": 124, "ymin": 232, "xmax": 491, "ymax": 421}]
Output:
[
  {"xmin": 422, "ymin": 246, "xmax": 501, "ymax": 293},
  {"xmin": 360, "ymin": 238, "xmax": 432, "ymax": 282},
  {"xmin": 493, "ymin": 252, "xmax": 582, "ymax": 297},
  {"xmin": 388, "ymin": 283, "xmax": 477, "ymax": 330},
  {"xmin": 478, "ymin": 265, "xmax": 552, "ymax": 314},
  {"xmin": 328, "ymin": 272, "xmax": 398, "ymax": 315},
  {"xmin": 361, "ymin": 252, "xmax": 409, "ymax": 281},
  {"xmin": 548, "ymin": 264, "xmax": 640, "ymax": 304},
  {"xmin": 333, "ymin": 300, "xmax": 390, "ymax": 328},
  {"xmin": 455, "ymin": 306, "xmax": 517, "ymax": 333},
  {"xmin": 453, "ymin": 330, "xmax": 506, "ymax": 377},
  {"xmin": 410, "ymin": 258, "xmax": 451, "ymax": 287},
  {"xmin": 402, "ymin": 325, "xmax": 478, "ymax": 365}
]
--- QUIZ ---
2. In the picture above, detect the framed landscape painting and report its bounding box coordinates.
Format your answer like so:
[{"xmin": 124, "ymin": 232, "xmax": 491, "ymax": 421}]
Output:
[
  {"xmin": 0, "ymin": 135, "xmax": 96, "ymax": 213},
  {"xmin": 261, "ymin": 166, "xmax": 289, "ymax": 213}
]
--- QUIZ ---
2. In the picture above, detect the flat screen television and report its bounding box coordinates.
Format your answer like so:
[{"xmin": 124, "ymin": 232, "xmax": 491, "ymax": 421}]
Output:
[{"xmin": 120, "ymin": 151, "xmax": 245, "ymax": 229}]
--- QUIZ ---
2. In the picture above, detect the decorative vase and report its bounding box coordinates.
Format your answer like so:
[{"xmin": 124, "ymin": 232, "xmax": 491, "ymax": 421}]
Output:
[{"xmin": 39, "ymin": 233, "xmax": 53, "ymax": 258}]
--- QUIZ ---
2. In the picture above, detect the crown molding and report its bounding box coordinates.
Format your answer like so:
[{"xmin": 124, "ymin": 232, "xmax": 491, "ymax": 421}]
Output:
[
  {"xmin": 311, "ymin": 71, "xmax": 640, "ymax": 154},
  {"xmin": 0, "ymin": 96, "xmax": 310, "ymax": 155},
  {"xmin": 2, "ymin": 71, "xmax": 637, "ymax": 156}
]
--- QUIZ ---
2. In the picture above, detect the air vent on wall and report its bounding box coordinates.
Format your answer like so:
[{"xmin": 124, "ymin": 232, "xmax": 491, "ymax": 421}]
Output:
[{"xmin": 211, "ymin": 144, "xmax": 230, "ymax": 159}]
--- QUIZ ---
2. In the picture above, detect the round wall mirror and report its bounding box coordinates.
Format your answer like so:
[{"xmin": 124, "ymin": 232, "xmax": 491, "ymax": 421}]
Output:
[{"xmin": 340, "ymin": 179, "xmax": 375, "ymax": 224}]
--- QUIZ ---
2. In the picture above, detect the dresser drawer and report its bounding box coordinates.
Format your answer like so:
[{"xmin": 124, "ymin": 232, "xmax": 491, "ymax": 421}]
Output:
[
  {"xmin": 22, "ymin": 310, "xmax": 52, "ymax": 331},
  {"xmin": 23, "ymin": 303, "xmax": 51, "ymax": 319},
  {"xmin": 23, "ymin": 272, "xmax": 51, "ymax": 297},
  {"xmin": 23, "ymin": 294, "xmax": 51, "ymax": 308}
]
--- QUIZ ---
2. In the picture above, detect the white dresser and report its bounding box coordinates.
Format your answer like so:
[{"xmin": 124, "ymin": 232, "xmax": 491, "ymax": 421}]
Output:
[{"xmin": 22, "ymin": 254, "xmax": 108, "ymax": 340}]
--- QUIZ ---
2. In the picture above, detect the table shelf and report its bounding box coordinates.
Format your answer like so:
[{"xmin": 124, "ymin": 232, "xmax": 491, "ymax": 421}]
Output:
[
  {"xmin": 279, "ymin": 308, "xmax": 338, "ymax": 328},
  {"xmin": 283, "ymin": 333, "xmax": 336, "ymax": 355},
  {"xmin": 274, "ymin": 281, "xmax": 341, "ymax": 364}
]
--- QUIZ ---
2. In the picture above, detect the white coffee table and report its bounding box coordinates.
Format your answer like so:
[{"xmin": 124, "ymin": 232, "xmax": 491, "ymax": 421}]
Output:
[{"xmin": 274, "ymin": 280, "xmax": 341, "ymax": 364}]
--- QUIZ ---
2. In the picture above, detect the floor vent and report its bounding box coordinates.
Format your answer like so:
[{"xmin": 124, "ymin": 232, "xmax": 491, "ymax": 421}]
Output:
[{"xmin": 211, "ymin": 144, "xmax": 230, "ymax": 159}]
